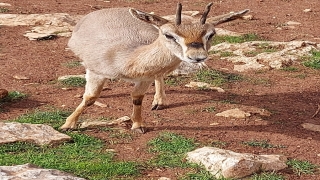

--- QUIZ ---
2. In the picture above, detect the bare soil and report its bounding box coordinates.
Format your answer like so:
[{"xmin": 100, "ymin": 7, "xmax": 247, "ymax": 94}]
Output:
[{"xmin": 1, "ymin": 0, "xmax": 320, "ymax": 179}]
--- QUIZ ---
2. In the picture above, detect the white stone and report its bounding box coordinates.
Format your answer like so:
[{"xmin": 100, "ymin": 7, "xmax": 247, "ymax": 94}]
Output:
[
  {"xmin": 301, "ymin": 123, "xmax": 320, "ymax": 132},
  {"xmin": 216, "ymin": 108, "xmax": 250, "ymax": 119},
  {"xmin": 58, "ymin": 74, "xmax": 85, "ymax": 81},
  {"xmin": 0, "ymin": 3, "xmax": 11, "ymax": 6},
  {"xmin": 303, "ymin": 9, "xmax": 312, "ymax": 12},
  {"xmin": 187, "ymin": 147, "xmax": 287, "ymax": 179},
  {"xmin": 80, "ymin": 116, "xmax": 131, "ymax": 129},
  {"xmin": 0, "ymin": 122, "xmax": 71, "ymax": 145},
  {"xmin": 0, "ymin": 163, "xmax": 85, "ymax": 180},
  {"xmin": 286, "ymin": 21, "xmax": 301, "ymax": 26},
  {"xmin": 185, "ymin": 81, "xmax": 225, "ymax": 92}
]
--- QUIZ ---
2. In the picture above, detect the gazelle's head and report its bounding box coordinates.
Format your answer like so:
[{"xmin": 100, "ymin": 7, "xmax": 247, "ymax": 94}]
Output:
[{"xmin": 130, "ymin": 3, "xmax": 215, "ymax": 63}]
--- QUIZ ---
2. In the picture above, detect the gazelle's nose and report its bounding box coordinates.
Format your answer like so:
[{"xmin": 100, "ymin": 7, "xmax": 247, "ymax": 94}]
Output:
[{"xmin": 188, "ymin": 42, "xmax": 204, "ymax": 49}]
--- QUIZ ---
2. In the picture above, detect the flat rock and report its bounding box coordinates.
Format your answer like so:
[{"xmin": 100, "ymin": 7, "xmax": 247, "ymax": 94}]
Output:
[
  {"xmin": 301, "ymin": 123, "xmax": 320, "ymax": 132},
  {"xmin": 58, "ymin": 74, "xmax": 85, "ymax": 81},
  {"xmin": 0, "ymin": 122, "xmax": 71, "ymax": 145},
  {"xmin": 185, "ymin": 81, "xmax": 225, "ymax": 92},
  {"xmin": 210, "ymin": 41, "xmax": 319, "ymax": 72},
  {"xmin": 80, "ymin": 116, "xmax": 131, "ymax": 129},
  {"xmin": 0, "ymin": 3, "xmax": 11, "ymax": 6},
  {"xmin": 0, "ymin": 163, "xmax": 85, "ymax": 180},
  {"xmin": 187, "ymin": 147, "xmax": 287, "ymax": 179},
  {"xmin": 216, "ymin": 108, "xmax": 251, "ymax": 119}
]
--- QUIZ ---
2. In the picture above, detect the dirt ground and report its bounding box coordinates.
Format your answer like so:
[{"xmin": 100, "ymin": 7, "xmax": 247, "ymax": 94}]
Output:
[{"xmin": 1, "ymin": 0, "xmax": 320, "ymax": 179}]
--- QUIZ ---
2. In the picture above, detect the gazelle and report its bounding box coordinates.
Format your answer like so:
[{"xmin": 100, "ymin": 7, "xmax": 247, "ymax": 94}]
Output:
[{"xmin": 60, "ymin": 3, "xmax": 248, "ymax": 133}]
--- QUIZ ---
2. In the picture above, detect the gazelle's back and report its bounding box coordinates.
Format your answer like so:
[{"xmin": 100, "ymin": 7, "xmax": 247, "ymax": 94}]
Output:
[{"xmin": 68, "ymin": 8, "xmax": 159, "ymax": 77}]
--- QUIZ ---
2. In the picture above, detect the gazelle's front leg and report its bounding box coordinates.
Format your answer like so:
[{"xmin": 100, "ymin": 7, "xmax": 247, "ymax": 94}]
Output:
[
  {"xmin": 152, "ymin": 75, "xmax": 167, "ymax": 110},
  {"xmin": 60, "ymin": 70, "xmax": 106, "ymax": 130},
  {"xmin": 131, "ymin": 81, "xmax": 152, "ymax": 133}
]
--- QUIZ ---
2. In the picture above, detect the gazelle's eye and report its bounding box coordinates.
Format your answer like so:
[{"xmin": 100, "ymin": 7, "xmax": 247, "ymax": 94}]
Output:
[
  {"xmin": 164, "ymin": 34, "xmax": 176, "ymax": 41},
  {"xmin": 207, "ymin": 33, "xmax": 215, "ymax": 40}
]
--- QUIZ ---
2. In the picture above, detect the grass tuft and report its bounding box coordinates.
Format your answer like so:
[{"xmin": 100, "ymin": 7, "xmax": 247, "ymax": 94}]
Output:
[
  {"xmin": 212, "ymin": 33, "xmax": 263, "ymax": 45},
  {"xmin": 242, "ymin": 140, "xmax": 286, "ymax": 149},
  {"xmin": 148, "ymin": 132, "xmax": 196, "ymax": 168},
  {"xmin": 60, "ymin": 77, "xmax": 86, "ymax": 87},
  {"xmin": 194, "ymin": 69, "xmax": 242, "ymax": 86},
  {"xmin": 287, "ymin": 159, "xmax": 318, "ymax": 176},
  {"xmin": 2, "ymin": 110, "xmax": 140, "ymax": 179},
  {"xmin": 251, "ymin": 171, "xmax": 285, "ymax": 180},
  {"xmin": 303, "ymin": 50, "xmax": 320, "ymax": 69}
]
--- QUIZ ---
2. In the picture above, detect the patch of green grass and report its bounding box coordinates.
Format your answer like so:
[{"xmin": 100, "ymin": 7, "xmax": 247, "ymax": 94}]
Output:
[
  {"xmin": 220, "ymin": 51, "xmax": 236, "ymax": 57},
  {"xmin": 303, "ymin": 50, "xmax": 320, "ymax": 69},
  {"xmin": 60, "ymin": 77, "xmax": 86, "ymax": 87},
  {"xmin": 212, "ymin": 33, "xmax": 263, "ymax": 45},
  {"xmin": 202, "ymin": 106, "xmax": 216, "ymax": 113},
  {"xmin": 148, "ymin": 132, "xmax": 196, "ymax": 168},
  {"xmin": 0, "ymin": 91, "xmax": 27, "ymax": 102},
  {"xmin": 2, "ymin": 110, "xmax": 140, "ymax": 179},
  {"xmin": 194, "ymin": 69, "xmax": 242, "ymax": 86},
  {"xmin": 62, "ymin": 61, "xmax": 82, "ymax": 68},
  {"xmin": 165, "ymin": 75, "xmax": 188, "ymax": 86},
  {"xmin": 281, "ymin": 66, "xmax": 299, "ymax": 72},
  {"xmin": 251, "ymin": 171, "xmax": 285, "ymax": 180},
  {"xmin": 287, "ymin": 159, "xmax": 318, "ymax": 176},
  {"xmin": 0, "ymin": 7, "xmax": 9, "ymax": 13},
  {"xmin": 180, "ymin": 168, "xmax": 229, "ymax": 180},
  {"xmin": 13, "ymin": 109, "xmax": 70, "ymax": 129},
  {"xmin": 242, "ymin": 140, "xmax": 286, "ymax": 149},
  {"xmin": 0, "ymin": 133, "xmax": 139, "ymax": 179},
  {"xmin": 247, "ymin": 77, "xmax": 271, "ymax": 86}
]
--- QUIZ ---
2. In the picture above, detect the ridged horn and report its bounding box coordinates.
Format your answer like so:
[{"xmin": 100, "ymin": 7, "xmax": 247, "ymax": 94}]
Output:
[
  {"xmin": 200, "ymin": 2, "xmax": 213, "ymax": 24},
  {"xmin": 176, "ymin": 3, "xmax": 182, "ymax": 25}
]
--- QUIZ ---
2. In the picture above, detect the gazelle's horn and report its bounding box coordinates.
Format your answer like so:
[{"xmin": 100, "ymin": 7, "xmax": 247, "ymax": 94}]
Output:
[
  {"xmin": 176, "ymin": 3, "xmax": 182, "ymax": 25},
  {"xmin": 200, "ymin": 2, "xmax": 213, "ymax": 24}
]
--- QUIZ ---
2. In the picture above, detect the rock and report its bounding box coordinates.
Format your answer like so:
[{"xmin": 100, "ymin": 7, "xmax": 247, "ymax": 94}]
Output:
[
  {"xmin": 301, "ymin": 123, "xmax": 320, "ymax": 132},
  {"xmin": 185, "ymin": 82, "xmax": 225, "ymax": 92},
  {"xmin": 216, "ymin": 108, "xmax": 251, "ymax": 119},
  {"xmin": 0, "ymin": 163, "xmax": 85, "ymax": 180},
  {"xmin": 242, "ymin": 14, "xmax": 254, "ymax": 20},
  {"xmin": 80, "ymin": 116, "xmax": 131, "ymax": 129},
  {"xmin": 186, "ymin": 147, "xmax": 287, "ymax": 179},
  {"xmin": 94, "ymin": 101, "xmax": 108, "ymax": 108},
  {"xmin": 0, "ymin": 89, "xmax": 8, "ymax": 99},
  {"xmin": 13, "ymin": 75, "xmax": 30, "ymax": 80},
  {"xmin": 303, "ymin": 9, "xmax": 312, "ymax": 12},
  {"xmin": 210, "ymin": 41, "xmax": 319, "ymax": 72},
  {"xmin": 171, "ymin": 62, "xmax": 207, "ymax": 76},
  {"xmin": 158, "ymin": 177, "xmax": 171, "ymax": 180},
  {"xmin": 286, "ymin": 21, "xmax": 301, "ymax": 26},
  {"xmin": 0, "ymin": 122, "xmax": 71, "ymax": 145},
  {"xmin": 0, "ymin": 3, "xmax": 11, "ymax": 6},
  {"xmin": 58, "ymin": 74, "xmax": 85, "ymax": 81}
]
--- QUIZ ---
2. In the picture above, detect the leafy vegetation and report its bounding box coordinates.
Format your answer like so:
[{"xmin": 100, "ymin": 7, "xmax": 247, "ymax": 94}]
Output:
[
  {"xmin": 62, "ymin": 60, "xmax": 82, "ymax": 68},
  {"xmin": 148, "ymin": 132, "xmax": 196, "ymax": 168},
  {"xmin": 287, "ymin": 159, "xmax": 318, "ymax": 176},
  {"xmin": 303, "ymin": 50, "xmax": 320, "ymax": 69},
  {"xmin": 2, "ymin": 110, "xmax": 139, "ymax": 179},
  {"xmin": 0, "ymin": 7, "xmax": 9, "ymax": 13},
  {"xmin": 242, "ymin": 140, "xmax": 286, "ymax": 148},
  {"xmin": 212, "ymin": 33, "xmax": 263, "ymax": 45},
  {"xmin": 60, "ymin": 77, "xmax": 86, "ymax": 87},
  {"xmin": 251, "ymin": 172, "xmax": 284, "ymax": 180},
  {"xmin": 194, "ymin": 69, "xmax": 242, "ymax": 86}
]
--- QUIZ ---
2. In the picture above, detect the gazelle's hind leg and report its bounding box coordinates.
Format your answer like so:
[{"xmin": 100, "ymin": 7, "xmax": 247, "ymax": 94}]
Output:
[
  {"xmin": 152, "ymin": 76, "xmax": 167, "ymax": 110},
  {"xmin": 60, "ymin": 70, "xmax": 106, "ymax": 130},
  {"xmin": 131, "ymin": 81, "xmax": 153, "ymax": 133}
]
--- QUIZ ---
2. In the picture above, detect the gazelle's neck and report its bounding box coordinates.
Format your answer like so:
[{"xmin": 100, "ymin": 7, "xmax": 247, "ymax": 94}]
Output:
[{"xmin": 123, "ymin": 38, "xmax": 182, "ymax": 80}]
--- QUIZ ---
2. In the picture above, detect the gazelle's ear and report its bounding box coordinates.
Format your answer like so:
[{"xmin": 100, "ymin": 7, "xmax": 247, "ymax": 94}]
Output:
[
  {"xmin": 129, "ymin": 8, "xmax": 169, "ymax": 27},
  {"xmin": 206, "ymin": 9, "xmax": 250, "ymax": 26}
]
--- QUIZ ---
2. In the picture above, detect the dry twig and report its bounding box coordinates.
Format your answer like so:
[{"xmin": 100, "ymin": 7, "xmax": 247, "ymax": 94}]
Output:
[{"xmin": 311, "ymin": 104, "xmax": 320, "ymax": 118}]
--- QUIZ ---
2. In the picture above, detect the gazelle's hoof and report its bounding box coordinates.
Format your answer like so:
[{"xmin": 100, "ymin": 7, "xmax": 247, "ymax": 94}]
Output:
[
  {"xmin": 59, "ymin": 123, "xmax": 76, "ymax": 131},
  {"xmin": 151, "ymin": 104, "xmax": 165, "ymax": 110},
  {"xmin": 131, "ymin": 126, "xmax": 147, "ymax": 134}
]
